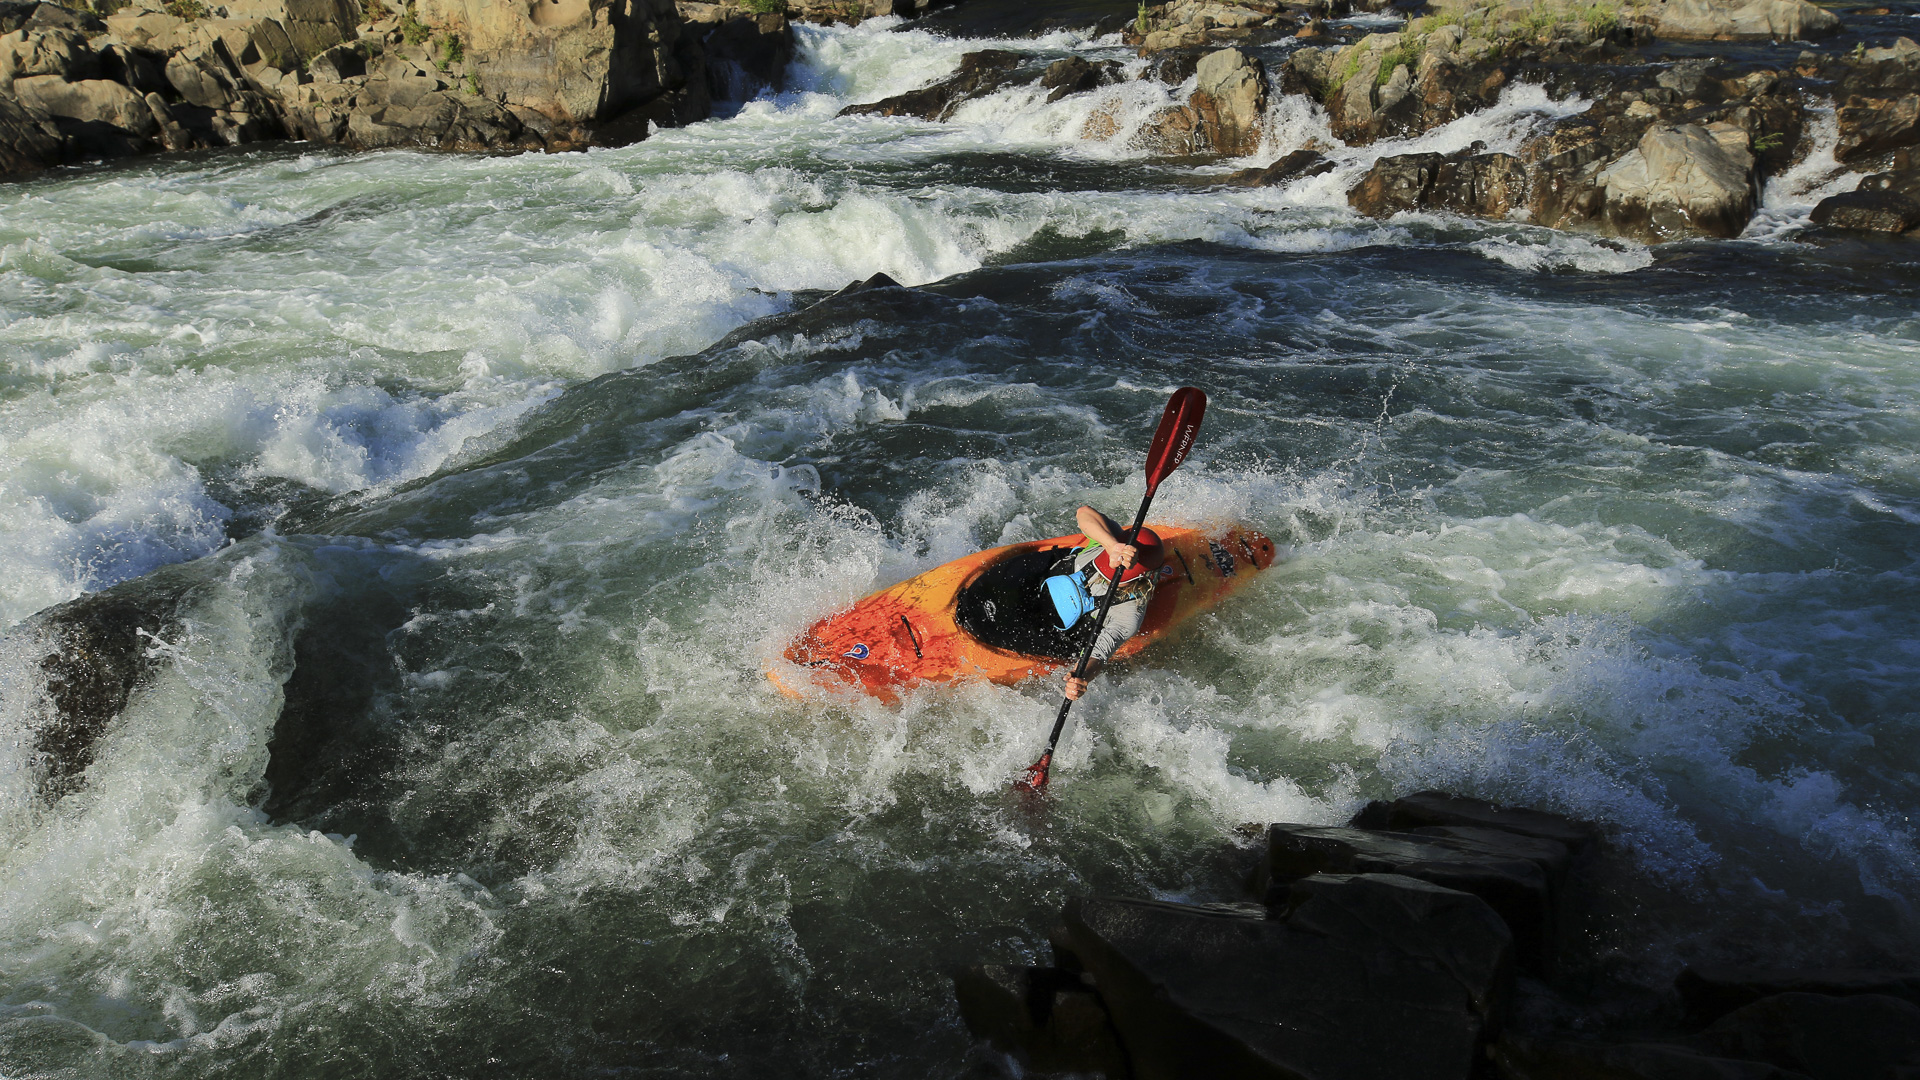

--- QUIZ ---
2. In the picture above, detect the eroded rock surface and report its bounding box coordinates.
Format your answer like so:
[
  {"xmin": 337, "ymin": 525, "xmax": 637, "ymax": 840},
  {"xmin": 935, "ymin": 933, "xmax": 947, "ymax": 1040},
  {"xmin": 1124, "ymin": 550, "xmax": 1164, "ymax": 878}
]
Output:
[{"xmin": 0, "ymin": 0, "xmax": 712, "ymax": 174}]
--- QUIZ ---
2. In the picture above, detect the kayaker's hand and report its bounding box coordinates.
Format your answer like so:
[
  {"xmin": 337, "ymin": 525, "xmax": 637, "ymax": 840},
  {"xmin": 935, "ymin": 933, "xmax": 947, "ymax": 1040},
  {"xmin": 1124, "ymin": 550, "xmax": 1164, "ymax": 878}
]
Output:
[
  {"xmin": 1108, "ymin": 542, "xmax": 1139, "ymax": 569},
  {"xmin": 1064, "ymin": 674, "xmax": 1090, "ymax": 700}
]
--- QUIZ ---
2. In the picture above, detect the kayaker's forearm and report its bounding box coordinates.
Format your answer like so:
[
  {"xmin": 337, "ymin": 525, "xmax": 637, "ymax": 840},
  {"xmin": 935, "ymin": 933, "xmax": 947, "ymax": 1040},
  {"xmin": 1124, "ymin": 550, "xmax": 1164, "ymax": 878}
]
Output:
[{"xmin": 1075, "ymin": 505, "xmax": 1125, "ymax": 547}]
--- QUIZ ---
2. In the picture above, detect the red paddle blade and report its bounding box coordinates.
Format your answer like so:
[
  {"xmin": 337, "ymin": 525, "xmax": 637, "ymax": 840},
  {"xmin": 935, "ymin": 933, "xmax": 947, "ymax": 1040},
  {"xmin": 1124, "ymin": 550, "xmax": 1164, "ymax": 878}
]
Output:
[
  {"xmin": 1014, "ymin": 752, "xmax": 1053, "ymax": 793},
  {"xmin": 1143, "ymin": 386, "xmax": 1207, "ymax": 493}
]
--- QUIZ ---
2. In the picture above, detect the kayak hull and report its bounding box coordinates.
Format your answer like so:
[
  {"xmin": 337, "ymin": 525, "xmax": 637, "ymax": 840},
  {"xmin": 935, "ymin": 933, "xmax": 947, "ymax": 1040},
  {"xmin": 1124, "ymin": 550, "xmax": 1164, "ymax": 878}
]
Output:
[{"xmin": 771, "ymin": 526, "xmax": 1277, "ymax": 701}]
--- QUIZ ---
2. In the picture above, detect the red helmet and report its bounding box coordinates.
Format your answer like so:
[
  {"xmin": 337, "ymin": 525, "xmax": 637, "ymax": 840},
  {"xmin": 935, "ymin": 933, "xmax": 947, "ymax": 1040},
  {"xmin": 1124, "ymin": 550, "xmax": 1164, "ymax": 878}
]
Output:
[{"xmin": 1093, "ymin": 528, "xmax": 1165, "ymax": 585}]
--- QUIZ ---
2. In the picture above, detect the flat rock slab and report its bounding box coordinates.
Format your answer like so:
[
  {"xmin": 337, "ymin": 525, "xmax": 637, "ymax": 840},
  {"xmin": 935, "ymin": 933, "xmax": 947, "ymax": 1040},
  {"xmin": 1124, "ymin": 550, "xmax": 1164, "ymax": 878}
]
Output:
[
  {"xmin": 1492, "ymin": 1036, "xmax": 1814, "ymax": 1079},
  {"xmin": 1351, "ymin": 790, "xmax": 1597, "ymax": 850},
  {"xmin": 1064, "ymin": 873, "xmax": 1513, "ymax": 1080},
  {"xmin": 1688, "ymin": 992, "xmax": 1920, "ymax": 1079},
  {"xmin": 1677, "ymin": 966, "xmax": 1920, "ymax": 1024},
  {"xmin": 1266, "ymin": 823, "xmax": 1563, "ymax": 974}
]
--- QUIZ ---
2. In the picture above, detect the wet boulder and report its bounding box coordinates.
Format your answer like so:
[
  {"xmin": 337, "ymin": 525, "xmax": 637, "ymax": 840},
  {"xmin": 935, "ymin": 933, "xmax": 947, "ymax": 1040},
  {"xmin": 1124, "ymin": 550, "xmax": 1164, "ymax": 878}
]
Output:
[
  {"xmin": 1041, "ymin": 54, "xmax": 1120, "ymax": 103},
  {"xmin": 1348, "ymin": 150, "xmax": 1448, "ymax": 215},
  {"xmin": 10, "ymin": 575, "xmax": 192, "ymax": 801},
  {"xmin": 1265, "ymin": 822, "xmax": 1563, "ymax": 974},
  {"xmin": 1190, "ymin": 46, "xmax": 1264, "ymax": 156},
  {"xmin": 952, "ymin": 964, "xmax": 1129, "ymax": 1077},
  {"xmin": 839, "ymin": 49, "xmax": 1036, "ymax": 121},
  {"xmin": 1809, "ymin": 186, "xmax": 1920, "ymax": 233},
  {"xmin": 1130, "ymin": 46, "xmax": 1267, "ymax": 156},
  {"xmin": 1348, "ymin": 149, "xmax": 1526, "ymax": 220},
  {"xmin": 1836, "ymin": 92, "xmax": 1920, "ymax": 162},
  {"xmin": 1062, "ymin": 874, "xmax": 1513, "ymax": 1080},
  {"xmin": 1677, "ymin": 966, "xmax": 1920, "ymax": 1025},
  {"xmin": 1595, "ymin": 121, "xmax": 1757, "ymax": 241},
  {"xmin": 1832, "ymin": 37, "xmax": 1920, "ymax": 161},
  {"xmin": 1689, "ymin": 993, "xmax": 1920, "ymax": 1079},
  {"xmin": 1223, "ymin": 147, "xmax": 1333, "ymax": 186}
]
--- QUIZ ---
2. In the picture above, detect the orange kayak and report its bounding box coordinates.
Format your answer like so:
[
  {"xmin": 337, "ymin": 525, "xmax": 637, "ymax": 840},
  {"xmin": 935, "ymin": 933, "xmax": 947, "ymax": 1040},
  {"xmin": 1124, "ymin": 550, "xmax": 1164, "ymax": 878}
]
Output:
[{"xmin": 771, "ymin": 525, "xmax": 1279, "ymax": 701}]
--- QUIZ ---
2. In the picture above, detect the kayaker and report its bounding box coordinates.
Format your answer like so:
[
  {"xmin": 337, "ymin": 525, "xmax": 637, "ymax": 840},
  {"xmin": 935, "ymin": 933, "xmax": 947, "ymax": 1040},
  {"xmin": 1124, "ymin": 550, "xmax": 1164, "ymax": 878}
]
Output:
[{"xmin": 1059, "ymin": 504, "xmax": 1166, "ymax": 700}]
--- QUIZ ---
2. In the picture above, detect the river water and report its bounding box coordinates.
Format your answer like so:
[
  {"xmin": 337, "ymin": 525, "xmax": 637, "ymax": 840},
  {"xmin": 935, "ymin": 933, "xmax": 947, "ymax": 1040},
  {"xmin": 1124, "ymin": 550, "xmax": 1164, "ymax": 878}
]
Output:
[{"xmin": 1, "ymin": 12, "xmax": 1917, "ymax": 1078}]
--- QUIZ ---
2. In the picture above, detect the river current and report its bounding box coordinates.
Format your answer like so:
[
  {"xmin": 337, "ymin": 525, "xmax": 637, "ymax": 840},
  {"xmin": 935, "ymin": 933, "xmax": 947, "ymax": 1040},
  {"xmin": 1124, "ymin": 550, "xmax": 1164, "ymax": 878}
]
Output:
[{"xmin": 1, "ymin": 11, "xmax": 1917, "ymax": 1078}]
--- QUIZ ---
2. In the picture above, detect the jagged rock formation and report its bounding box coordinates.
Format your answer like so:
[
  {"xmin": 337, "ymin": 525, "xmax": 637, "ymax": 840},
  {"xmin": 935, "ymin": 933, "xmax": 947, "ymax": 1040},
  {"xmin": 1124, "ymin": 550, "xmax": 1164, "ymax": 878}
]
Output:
[
  {"xmin": 1278, "ymin": 29, "xmax": 1818, "ymax": 243},
  {"xmin": 0, "ymin": 0, "xmax": 710, "ymax": 174},
  {"xmin": 678, "ymin": 2, "xmax": 790, "ymax": 101},
  {"xmin": 956, "ymin": 791, "xmax": 1920, "ymax": 1080},
  {"xmin": 839, "ymin": 48, "xmax": 1035, "ymax": 121}
]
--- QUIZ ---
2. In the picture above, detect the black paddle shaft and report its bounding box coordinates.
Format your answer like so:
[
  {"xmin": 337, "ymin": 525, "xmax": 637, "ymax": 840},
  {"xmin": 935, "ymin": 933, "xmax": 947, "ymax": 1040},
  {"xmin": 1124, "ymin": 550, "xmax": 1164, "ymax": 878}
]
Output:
[{"xmin": 1038, "ymin": 497, "xmax": 1158, "ymax": 758}]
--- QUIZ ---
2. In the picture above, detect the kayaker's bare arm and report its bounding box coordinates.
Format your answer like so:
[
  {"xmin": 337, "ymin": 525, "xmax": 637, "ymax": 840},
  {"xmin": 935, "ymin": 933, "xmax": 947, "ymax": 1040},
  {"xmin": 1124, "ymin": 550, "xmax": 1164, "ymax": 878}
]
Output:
[
  {"xmin": 1064, "ymin": 662, "xmax": 1102, "ymax": 700},
  {"xmin": 1075, "ymin": 505, "xmax": 1140, "ymax": 569}
]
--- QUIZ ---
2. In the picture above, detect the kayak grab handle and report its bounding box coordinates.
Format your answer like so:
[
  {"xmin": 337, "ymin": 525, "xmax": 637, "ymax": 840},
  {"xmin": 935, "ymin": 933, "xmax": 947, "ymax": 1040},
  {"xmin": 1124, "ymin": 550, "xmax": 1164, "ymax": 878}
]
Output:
[{"xmin": 899, "ymin": 616, "xmax": 923, "ymax": 659}]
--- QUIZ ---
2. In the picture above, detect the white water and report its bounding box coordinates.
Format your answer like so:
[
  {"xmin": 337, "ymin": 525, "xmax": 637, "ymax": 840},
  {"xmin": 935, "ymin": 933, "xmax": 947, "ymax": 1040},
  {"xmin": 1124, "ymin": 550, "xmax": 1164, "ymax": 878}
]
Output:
[{"xmin": 1, "ymin": 16, "xmax": 1917, "ymax": 1078}]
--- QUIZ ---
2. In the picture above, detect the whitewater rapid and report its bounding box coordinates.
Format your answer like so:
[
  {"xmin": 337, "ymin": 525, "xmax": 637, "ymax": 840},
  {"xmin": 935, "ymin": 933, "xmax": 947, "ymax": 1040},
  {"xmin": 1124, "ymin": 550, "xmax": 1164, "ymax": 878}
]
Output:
[{"xmin": 1, "ymin": 14, "xmax": 1916, "ymax": 1079}]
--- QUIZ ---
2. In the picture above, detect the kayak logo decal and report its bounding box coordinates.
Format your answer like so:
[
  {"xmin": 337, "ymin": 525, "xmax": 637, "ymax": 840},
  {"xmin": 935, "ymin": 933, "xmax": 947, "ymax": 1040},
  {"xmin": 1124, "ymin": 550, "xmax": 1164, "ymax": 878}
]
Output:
[
  {"xmin": 843, "ymin": 643, "xmax": 870, "ymax": 660},
  {"xmin": 1209, "ymin": 541, "xmax": 1236, "ymax": 576}
]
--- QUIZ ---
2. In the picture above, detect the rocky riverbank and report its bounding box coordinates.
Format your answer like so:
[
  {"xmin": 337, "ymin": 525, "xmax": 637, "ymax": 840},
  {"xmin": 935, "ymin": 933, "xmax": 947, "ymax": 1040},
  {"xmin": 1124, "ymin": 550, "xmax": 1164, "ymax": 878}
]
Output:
[
  {"xmin": 959, "ymin": 791, "xmax": 1920, "ymax": 1079},
  {"xmin": 828, "ymin": 0, "xmax": 1918, "ymax": 243},
  {"xmin": 6, "ymin": 0, "xmax": 1919, "ymax": 244}
]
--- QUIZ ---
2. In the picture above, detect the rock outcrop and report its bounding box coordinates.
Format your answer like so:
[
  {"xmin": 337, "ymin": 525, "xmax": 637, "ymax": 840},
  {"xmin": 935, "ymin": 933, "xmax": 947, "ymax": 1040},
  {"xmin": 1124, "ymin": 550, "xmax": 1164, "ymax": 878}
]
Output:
[
  {"xmin": 1290, "ymin": 25, "xmax": 1511, "ymax": 147},
  {"xmin": 0, "ymin": 0, "xmax": 711, "ymax": 175},
  {"xmin": 1419, "ymin": 0, "xmax": 1837, "ymax": 42},
  {"xmin": 1061, "ymin": 876, "xmax": 1514, "ymax": 1080},
  {"xmin": 1328, "ymin": 48, "xmax": 1812, "ymax": 243},
  {"xmin": 1646, "ymin": 0, "xmax": 1838, "ymax": 41},
  {"xmin": 956, "ymin": 792, "xmax": 1920, "ymax": 1080},
  {"xmin": 1113, "ymin": 46, "xmax": 1267, "ymax": 156},
  {"xmin": 679, "ymin": 2, "xmax": 791, "ymax": 101},
  {"xmin": 1833, "ymin": 36, "xmax": 1920, "ymax": 162},
  {"xmin": 1129, "ymin": 0, "xmax": 1293, "ymax": 54}
]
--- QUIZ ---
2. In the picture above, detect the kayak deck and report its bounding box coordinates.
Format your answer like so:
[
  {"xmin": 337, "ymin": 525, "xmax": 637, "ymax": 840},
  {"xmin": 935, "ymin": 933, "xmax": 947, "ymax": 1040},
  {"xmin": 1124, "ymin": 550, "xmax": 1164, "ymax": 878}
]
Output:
[{"xmin": 772, "ymin": 526, "xmax": 1277, "ymax": 701}]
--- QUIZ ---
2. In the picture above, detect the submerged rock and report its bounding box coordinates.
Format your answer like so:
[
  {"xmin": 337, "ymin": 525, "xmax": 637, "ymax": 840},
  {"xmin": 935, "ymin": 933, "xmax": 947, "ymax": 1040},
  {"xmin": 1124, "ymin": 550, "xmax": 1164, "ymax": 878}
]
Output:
[
  {"xmin": 1223, "ymin": 147, "xmax": 1334, "ymax": 186},
  {"xmin": 10, "ymin": 573, "xmax": 193, "ymax": 801},
  {"xmin": 952, "ymin": 964, "xmax": 1129, "ymax": 1076}
]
